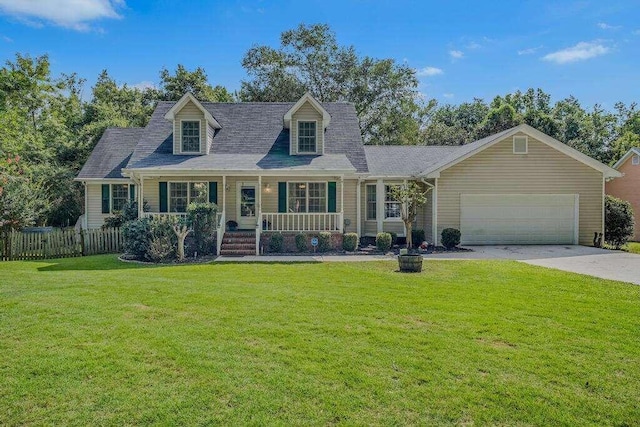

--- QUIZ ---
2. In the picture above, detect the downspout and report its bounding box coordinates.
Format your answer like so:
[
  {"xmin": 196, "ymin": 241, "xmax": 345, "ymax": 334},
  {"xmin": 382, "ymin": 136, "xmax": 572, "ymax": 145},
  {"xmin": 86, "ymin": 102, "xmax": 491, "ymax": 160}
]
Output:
[{"xmin": 82, "ymin": 181, "xmax": 88, "ymax": 229}]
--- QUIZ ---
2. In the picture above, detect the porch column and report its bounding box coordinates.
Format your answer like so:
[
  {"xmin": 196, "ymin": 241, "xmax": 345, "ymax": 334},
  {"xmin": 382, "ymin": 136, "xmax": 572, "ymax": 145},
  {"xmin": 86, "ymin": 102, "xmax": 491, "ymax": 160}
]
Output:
[
  {"xmin": 222, "ymin": 175, "xmax": 226, "ymax": 217},
  {"xmin": 402, "ymin": 179, "xmax": 408, "ymax": 237},
  {"xmin": 376, "ymin": 179, "xmax": 384, "ymax": 234},
  {"xmin": 432, "ymin": 178, "xmax": 438, "ymax": 246},
  {"xmin": 138, "ymin": 175, "xmax": 144, "ymax": 218},
  {"xmin": 339, "ymin": 175, "xmax": 344, "ymax": 233},
  {"xmin": 256, "ymin": 175, "xmax": 262, "ymax": 255},
  {"xmin": 356, "ymin": 178, "xmax": 362, "ymax": 237}
]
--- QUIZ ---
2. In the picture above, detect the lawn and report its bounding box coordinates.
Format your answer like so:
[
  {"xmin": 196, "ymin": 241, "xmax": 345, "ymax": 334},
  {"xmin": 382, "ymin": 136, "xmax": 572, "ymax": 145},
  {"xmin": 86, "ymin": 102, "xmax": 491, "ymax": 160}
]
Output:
[
  {"xmin": 624, "ymin": 241, "xmax": 640, "ymax": 254},
  {"xmin": 1, "ymin": 257, "xmax": 639, "ymax": 425}
]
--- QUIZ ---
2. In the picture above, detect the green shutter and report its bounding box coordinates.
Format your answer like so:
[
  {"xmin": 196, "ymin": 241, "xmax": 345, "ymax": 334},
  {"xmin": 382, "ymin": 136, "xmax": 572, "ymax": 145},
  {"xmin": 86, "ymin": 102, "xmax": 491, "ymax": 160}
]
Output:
[
  {"xmin": 209, "ymin": 182, "xmax": 218, "ymax": 205},
  {"xmin": 159, "ymin": 182, "xmax": 168, "ymax": 213},
  {"xmin": 101, "ymin": 184, "xmax": 110, "ymax": 214},
  {"xmin": 129, "ymin": 184, "xmax": 135, "ymax": 201},
  {"xmin": 328, "ymin": 181, "xmax": 337, "ymax": 213},
  {"xmin": 278, "ymin": 182, "xmax": 287, "ymax": 213}
]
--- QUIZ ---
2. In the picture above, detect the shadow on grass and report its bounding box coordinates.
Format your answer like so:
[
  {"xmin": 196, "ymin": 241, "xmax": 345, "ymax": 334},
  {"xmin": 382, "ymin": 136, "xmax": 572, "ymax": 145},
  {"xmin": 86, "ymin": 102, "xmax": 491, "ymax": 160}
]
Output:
[{"xmin": 36, "ymin": 255, "xmax": 159, "ymax": 272}]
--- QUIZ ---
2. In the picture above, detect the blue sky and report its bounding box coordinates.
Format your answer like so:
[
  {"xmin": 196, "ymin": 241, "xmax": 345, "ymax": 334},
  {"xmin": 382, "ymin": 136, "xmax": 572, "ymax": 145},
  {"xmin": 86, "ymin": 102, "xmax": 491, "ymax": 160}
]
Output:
[{"xmin": 0, "ymin": 0, "xmax": 638, "ymax": 108}]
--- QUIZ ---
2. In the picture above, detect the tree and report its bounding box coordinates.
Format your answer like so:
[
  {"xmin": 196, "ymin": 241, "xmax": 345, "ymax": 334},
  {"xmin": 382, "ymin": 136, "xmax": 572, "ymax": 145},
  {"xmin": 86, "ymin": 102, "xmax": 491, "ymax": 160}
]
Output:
[
  {"xmin": 240, "ymin": 23, "xmax": 424, "ymax": 144},
  {"xmin": 159, "ymin": 65, "xmax": 234, "ymax": 102},
  {"xmin": 0, "ymin": 155, "xmax": 48, "ymax": 232},
  {"xmin": 609, "ymin": 132, "xmax": 640, "ymax": 165},
  {"xmin": 172, "ymin": 219, "xmax": 190, "ymax": 262},
  {"xmin": 389, "ymin": 182, "xmax": 430, "ymax": 249}
]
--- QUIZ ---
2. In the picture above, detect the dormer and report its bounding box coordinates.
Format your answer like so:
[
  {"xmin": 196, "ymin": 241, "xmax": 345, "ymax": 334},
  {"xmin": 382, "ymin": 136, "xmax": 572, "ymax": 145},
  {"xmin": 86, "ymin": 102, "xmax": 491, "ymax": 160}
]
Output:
[
  {"xmin": 164, "ymin": 92, "xmax": 221, "ymax": 155},
  {"xmin": 284, "ymin": 93, "xmax": 331, "ymax": 156}
]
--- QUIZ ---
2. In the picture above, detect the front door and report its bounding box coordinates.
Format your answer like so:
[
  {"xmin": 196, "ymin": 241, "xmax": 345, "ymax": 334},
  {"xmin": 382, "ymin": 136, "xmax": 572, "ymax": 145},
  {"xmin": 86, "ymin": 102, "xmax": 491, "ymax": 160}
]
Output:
[{"xmin": 237, "ymin": 182, "xmax": 257, "ymax": 229}]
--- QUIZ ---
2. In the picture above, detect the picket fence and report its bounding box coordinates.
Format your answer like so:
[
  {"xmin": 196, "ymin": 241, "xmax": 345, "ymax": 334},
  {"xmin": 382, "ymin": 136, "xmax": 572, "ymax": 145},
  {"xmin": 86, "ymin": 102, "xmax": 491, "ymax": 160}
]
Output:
[{"xmin": 0, "ymin": 227, "xmax": 123, "ymax": 261}]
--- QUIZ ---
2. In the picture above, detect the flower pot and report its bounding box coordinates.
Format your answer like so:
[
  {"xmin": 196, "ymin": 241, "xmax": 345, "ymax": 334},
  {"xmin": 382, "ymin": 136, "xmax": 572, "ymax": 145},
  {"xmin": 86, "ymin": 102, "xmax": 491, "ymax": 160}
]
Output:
[{"xmin": 398, "ymin": 254, "xmax": 423, "ymax": 272}]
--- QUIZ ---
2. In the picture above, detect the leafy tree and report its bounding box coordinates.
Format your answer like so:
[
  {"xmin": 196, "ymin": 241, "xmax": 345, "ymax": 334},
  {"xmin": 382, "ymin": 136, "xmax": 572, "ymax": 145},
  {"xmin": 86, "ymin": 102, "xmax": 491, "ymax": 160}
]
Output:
[
  {"xmin": 240, "ymin": 23, "xmax": 424, "ymax": 144},
  {"xmin": 0, "ymin": 156, "xmax": 48, "ymax": 232},
  {"xmin": 605, "ymin": 195, "xmax": 634, "ymax": 249},
  {"xmin": 388, "ymin": 182, "xmax": 429, "ymax": 249},
  {"xmin": 159, "ymin": 65, "xmax": 234, "ymax": 102}
]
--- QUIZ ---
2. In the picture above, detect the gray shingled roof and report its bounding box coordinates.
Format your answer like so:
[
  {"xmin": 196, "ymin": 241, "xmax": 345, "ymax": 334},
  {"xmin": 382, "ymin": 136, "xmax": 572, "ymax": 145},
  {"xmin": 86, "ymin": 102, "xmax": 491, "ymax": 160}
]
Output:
[
  {"xmin": 77, "ymin": 127, "xmax": 144, "ymax": 179},
  {"xmin": 364, "ymin": 145, "xmax": 462, "ymax": 176},
  {"xmin": 127, "ymin": 101, "xmax": 368, "ymax": 173}
]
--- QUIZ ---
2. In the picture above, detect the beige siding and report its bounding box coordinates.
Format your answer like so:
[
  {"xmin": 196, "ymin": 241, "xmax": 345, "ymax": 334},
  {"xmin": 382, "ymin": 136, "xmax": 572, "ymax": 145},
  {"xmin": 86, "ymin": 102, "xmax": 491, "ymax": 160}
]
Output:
[
  {"xmin": 207, "ymin": 123, "xmax": 214, "ymax": 155},
  {"xmin": 342, "ymin": 179, "xmax": 357, "ymax": 233},
  {"xmin": 436, "ymin": 132, "xmax": 603, "ymax": 245},
  {"xmin": 173, "ymin": 100, "xmax": 206, "ymax": 155},
  {"xmin": 85, "ymin": 181, "xmax": 134, "ymax": 229},
  {"xmin": 291, "ymin": 101, "xmax": 324, "ymax": 155}
]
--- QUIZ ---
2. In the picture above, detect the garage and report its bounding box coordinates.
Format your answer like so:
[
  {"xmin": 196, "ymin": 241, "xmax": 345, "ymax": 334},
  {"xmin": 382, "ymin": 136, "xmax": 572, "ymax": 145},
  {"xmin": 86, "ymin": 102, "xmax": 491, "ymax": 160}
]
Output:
[{"xmin": 460, "ymin": 194, "xmax": 578, "ymax": 245}]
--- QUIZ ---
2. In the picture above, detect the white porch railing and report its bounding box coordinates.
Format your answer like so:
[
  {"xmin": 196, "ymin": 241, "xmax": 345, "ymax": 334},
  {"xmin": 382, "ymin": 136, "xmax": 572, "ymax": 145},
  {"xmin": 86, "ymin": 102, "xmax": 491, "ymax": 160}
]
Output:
[
  {"xmin": 261, "ymin": 212, "xmax": 343, "ymax": 232},
  {"xmin": 142, "ymin": 212, "xmax": 222, "ymax": 227}
]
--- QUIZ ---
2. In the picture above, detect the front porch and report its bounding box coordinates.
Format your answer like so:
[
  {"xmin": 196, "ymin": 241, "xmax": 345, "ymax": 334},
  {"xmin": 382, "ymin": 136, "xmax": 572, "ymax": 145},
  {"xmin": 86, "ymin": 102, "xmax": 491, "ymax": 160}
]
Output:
[{"xmin": 134, "ymin": 175, "xmax": 349, "ymax": 255}]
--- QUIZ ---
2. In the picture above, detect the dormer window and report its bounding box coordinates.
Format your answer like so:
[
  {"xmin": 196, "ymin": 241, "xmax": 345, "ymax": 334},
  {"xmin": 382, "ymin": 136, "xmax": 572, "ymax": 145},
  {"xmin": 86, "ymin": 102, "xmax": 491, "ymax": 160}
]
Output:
[
  {"xmin": 181, "ymin": 120, "xmax": 200, "ymax": 153},
  {"xmin": 298, "ymin": 121, "xmax": 317, "ymax": 153}
]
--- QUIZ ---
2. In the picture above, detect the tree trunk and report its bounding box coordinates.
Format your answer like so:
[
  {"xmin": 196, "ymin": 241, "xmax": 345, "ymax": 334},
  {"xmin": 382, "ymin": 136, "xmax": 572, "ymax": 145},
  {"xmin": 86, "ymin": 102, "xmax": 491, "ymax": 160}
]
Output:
[
  {"xmin": 406, "ymin": 222, "xmax": 413, "ymax": 249},
  {"xmin": 173, "ymin": 224, "xmax": 189, "ymax": 261}
]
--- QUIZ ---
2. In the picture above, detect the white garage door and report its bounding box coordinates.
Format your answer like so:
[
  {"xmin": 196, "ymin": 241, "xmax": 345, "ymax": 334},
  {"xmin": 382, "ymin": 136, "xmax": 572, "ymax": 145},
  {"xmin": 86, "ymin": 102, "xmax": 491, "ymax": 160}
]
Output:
[{"xmin": 460, "ymin": 194, "xmax": 578, "ymax": 245}]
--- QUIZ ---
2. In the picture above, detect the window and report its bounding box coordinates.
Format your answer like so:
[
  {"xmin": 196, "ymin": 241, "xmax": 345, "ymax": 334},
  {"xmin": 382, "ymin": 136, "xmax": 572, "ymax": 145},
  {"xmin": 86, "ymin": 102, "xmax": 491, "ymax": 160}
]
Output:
[
  {"xmin": 366, "ymin": 184, "xmax": 377, "ymax": 220},
  {"xmin": 513, "ymin": 135, "xmax": 528, "ymax": 154},
  {"xmin": 181, "ymin": 120, "xmax": 200, "ymax": 152},
  {"xmin": 384, "ymin": 185, "xmax": 401, "ymax": 219},
  {"xmin": 169, "ymin": 182, "xmax": 208, "ymax": 212},
  {"xmin": 111, "ymin": 184, "xmax": 129, "ymax": 212},
  {"xmin": 288, "ymin": 182, "xmax": 327, "ymax": 212},
  {"xmin": 633, "ymin": 155, "xmax": 639, "ymax": 165},
  {"xmin": 298, "ymin": 121, "xmax": 317, "ymax": 153}
]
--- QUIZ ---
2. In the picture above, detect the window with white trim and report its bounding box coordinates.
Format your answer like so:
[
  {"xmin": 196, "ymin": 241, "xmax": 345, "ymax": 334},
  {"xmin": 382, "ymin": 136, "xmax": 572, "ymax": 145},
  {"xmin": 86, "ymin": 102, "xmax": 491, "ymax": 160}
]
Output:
[
  {"xmin": 169, "ymin": 182, "xmax": 208, "ymax": 212},
  {"xmin": 366, "ymin": 184, "xmax": 377, "ymax": 220},
  {"xmin": 513, "ymin": 135, "xmax": 528, "ymax": 154},
  {"xmin": 181, "ymin": 120, "xmax": 200, "ymax": 152},
  {"xmin": 288, "ymin": 182, "xmax": 327, "ymax": 213},
  {"xmin": 297, "ymin": 121, "xmax": 317, "ymax": 153},
  {"xmin": 632, "ymin": 154, "xmax": 639, "ymax": 165},
  {"xmin": 111, "ymin": 184, "xmax": 129, "ymax": 212},
  {"xmin": 384, "ymin": 185, "xmax": 401, "ymax": 219}
]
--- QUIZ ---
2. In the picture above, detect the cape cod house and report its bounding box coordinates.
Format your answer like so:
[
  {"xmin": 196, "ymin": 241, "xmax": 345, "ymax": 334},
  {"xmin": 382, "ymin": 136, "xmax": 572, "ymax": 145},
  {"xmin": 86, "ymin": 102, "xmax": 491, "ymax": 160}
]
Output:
[{"xmin": 76, "ymin": 92, "xmax": 620, "ymax": 255}]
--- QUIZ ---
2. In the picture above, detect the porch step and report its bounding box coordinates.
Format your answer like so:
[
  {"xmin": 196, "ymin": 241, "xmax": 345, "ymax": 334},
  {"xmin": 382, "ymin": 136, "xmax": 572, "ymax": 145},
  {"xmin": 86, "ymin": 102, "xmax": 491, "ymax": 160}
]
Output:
[{"xmin": 219, "ymin": 231, "xmax": 256, "ymax": 256}]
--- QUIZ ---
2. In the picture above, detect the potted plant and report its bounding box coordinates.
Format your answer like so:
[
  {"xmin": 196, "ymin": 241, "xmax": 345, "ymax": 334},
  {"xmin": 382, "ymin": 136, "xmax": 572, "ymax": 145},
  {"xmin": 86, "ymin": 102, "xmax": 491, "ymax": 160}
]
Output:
[
  {"xmin": 389, "ymin": 182, "xmax": 431, "ymax": 273},
  {"xmin": 226, "ymin": 220, "xmax": 238, "ymax": 231}
]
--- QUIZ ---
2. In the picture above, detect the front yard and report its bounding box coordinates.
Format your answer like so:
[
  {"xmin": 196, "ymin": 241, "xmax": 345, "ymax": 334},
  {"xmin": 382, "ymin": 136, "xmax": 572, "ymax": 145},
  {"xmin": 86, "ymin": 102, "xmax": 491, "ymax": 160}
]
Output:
[{"xmin": 1, "ymin": 256, "xmax": 639, "ymax": 425}]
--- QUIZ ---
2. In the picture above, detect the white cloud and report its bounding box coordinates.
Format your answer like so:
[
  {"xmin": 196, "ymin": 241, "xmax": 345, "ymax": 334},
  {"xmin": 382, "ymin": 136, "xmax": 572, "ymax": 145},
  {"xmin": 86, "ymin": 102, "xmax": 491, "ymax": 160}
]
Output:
[
  {"xmin": 518, "ymin": 45, "xmax": 543, "ymax": 55},
  {"xmin": 633, "ymin": 29, "xmax": 640, "ymax": 35},
  {"xmin": 0, "ymin": 0, "xmax": 124, "ymax": 31},
  {"xmin": 449, "ymin": 50, "xmax": 464, "ymax": 59},
  {"xmin": 1, "ymin": 34, "xmax": 12, "ymax": 42},
  {"xmin": 131, "ymin": 80, "xmax": 156, "ymax": 91},
  {"xmin": 542, "ymin": 41, "xmax": 610, "ymax": 64},
  {"xmin": 466, "ymin": 42, "xmax": 481, "ymax": 50},
  {"xmin": 416, "ymin": 66, "xmax": 443, "ymax": 77},
  {"xmin": 597, "ymin": 22, "xmax": 621, "ymax": 30},
  {"xmin": 442, "ymin": 93, "xmax": 454, "ymax": 99}
]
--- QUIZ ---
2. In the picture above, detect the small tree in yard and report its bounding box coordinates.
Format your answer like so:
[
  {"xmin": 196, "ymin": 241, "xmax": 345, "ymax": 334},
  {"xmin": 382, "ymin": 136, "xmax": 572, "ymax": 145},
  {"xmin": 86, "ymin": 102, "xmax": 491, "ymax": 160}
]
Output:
[
  {"xmin": 172, "ymin": 217, "xmax": 190, "ymax": 261},
  {"xmin": 389, "ymin": 182, "xmax": 430, "ymax": 249},
  {"xmin": 605, "ymin": 195, "xmax": 634, "ymax": 249}
]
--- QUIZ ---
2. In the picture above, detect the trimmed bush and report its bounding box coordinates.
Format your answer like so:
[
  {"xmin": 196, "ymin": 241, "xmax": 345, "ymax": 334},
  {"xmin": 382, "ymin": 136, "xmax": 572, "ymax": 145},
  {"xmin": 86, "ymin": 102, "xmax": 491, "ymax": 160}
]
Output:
[
  {"xmin": 187, "ymin": 202, "xmax": 218, "ymax": 255},
  {"xmin": 295, "ymin": 233, "xmax": 308, "ymax": 252},
  {"xmin": 376, "ymin": 232, "xmax": 392, "ymax": 252},
  {"xmin": 342, "ymin": 233, "xmax": 358, "ymax": 252},
  {"xmin": 605, "ymin": 195, "xmax": 635, "ymax": 249},
  {"xmin": 149, "ymin": 217, "xmax": 178, "ymax": 259},
  {"xmin": 441, "ymin": 228, "xmax": 461, "ymax": 249},
  {"xmin": 412, "ymin": 229, "xmax": 425, "ymax": 246},
  {"xmin": 102, "ymin": 200, "xmax": 149, "ymax": 229},
  {"xmin": 269, "ymin": 233, "xmax": 284, "ymax": 253},
  {"xmin": 318, "ymin": 231, "xmax": 332, "ymax": 252},
  {"xmin": 122, "ymin": 218, "xmax": 151, "ymax": 259},
  {"xmin": 147, "ymin": 235, "xmax": 174, "ymax": 263},
  {"xmin": 389, "ymin": 231, "xmax": 398, "ymax": 245}
]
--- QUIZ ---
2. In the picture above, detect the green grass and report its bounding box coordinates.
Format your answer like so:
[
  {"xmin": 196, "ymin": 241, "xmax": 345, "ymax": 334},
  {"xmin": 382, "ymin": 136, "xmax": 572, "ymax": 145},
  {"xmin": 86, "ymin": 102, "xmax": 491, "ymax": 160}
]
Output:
[
  {"xmin": 1, "ymin": 256, "xmax": 639, "ymax": 425},
  {"xmin": 624, "ymin": 241, "xmax": 640, "ymax": 254}
]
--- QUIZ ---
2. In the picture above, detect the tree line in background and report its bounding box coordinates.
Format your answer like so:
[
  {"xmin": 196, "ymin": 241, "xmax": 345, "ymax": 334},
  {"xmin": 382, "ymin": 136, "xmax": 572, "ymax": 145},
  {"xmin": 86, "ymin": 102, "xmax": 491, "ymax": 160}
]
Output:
[{"xmin": 1, "ymin": 23, "xmax": 639, "ymax": 230}]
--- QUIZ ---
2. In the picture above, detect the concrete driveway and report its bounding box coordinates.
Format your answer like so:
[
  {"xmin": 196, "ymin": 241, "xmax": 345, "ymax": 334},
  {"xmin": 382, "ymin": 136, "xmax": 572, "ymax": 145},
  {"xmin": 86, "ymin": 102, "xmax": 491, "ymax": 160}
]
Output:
[{"xmin": 427, "ymin": 245, "xmax": 640, "ymax": 285}]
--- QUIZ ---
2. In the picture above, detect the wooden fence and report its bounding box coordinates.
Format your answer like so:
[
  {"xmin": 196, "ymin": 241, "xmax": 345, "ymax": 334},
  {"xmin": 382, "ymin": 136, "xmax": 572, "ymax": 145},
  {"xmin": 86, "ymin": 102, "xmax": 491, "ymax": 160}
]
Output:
[{"xmin": 1, "ymin": 227, "xmax": 123, "ymax": 261}]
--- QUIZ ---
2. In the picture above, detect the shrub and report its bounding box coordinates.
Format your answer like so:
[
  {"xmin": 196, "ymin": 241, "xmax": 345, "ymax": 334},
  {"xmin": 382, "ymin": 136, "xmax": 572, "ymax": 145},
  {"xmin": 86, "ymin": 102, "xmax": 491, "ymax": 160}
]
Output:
[
  {"xmin": 147, "ymin": 235, "xmax": 174, "ymax": 263},
  {"xmin": 295, "ymin": 233, "xmax": 308, "ymax": 252},
  {"xmin": 412, "ymin": 229, "xmax": 425, "ymax": 245},
  {"xmin": 187, "ymin": 202, "xmax": 218, "ymax": 255},
  {"xmin": 441, "ymin": 228, "xmax": 461, "ymax": 249},
  {"xmin": 102, "ymin": 200, "xmax": 149, "ymax": 229},
  {"xmin": 122, "ymin": 218, "xmax": 151, "ymax": 259},
  {"xmin": 389, "ymin": 231, "xmax": 398, "ymax": 245},
  {"xmin": 342, "ymin": 233, "xmax": 358, "ymax": 252},
  {"xmin": 605, "ymin": 195, "xmax": 635, "ymax": 249},
  {"xmin": 149, "ymin": 217, "xmax": 177, "ymax": 260},
  {"xmin": 318, "ymin": 231, "xmax": 332, "ymax": 252},
  {"xmin": 269, "ymin": 233, "xmax": 284, "ymax": 253},
  {"xmin": 376, "ymin": 232, "xmax": 392, "ymax": 252}
]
